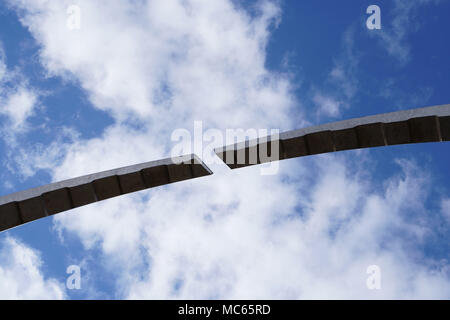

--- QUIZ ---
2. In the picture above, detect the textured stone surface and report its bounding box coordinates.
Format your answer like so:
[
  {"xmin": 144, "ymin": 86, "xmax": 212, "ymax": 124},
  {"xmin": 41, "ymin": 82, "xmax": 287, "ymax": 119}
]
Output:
[
  {"xmin": 356, "ymin": 123, "xmax": 386, "ymax": 148},
  {"xmin": 0, "ymin": 202, "xmax": 21, "ymax": 232},
  {"xmin": 18, "ymin": 197, "xmax": 46, "ymax": 223},
  {"xmin": 69, "ymin": 183, "xmax": 97, "ymax": 208},
  {"xmin": 305, "ymin": 131, "xmax": 334, "ymax": 155},
  {"xmin": 332, "ymin": 128, "xmax": 359, "ymax": 151},
  {"xmin": 141, "ymin": 165, "xmax": 170, "ymax": 187},
  {"xmin": 409, "ymin": 116, "xmax": 440, "ymax": 143},
  {"xmin": 119, "ymin": 172, "xmax": 146, "ymax": 194},
  {"xmin": 384, "ymin": 121, "xmax": 410, "ymax": 145},
  {"xmin": 440, "ymin": 116, "xmax": 450, "ymax": 141},
  {"xmin": 167, "ymin": 163, "xmax": 192, "ymax": 183},
  {"xmin": 191, "ymin": 162, "xmax": 213, "ymax": 178},
  {"xmin": 281, "ymin": 136, "xmax": 309, "ymax": 159},
  {"xmin": 93, "ymin": 176, "xmax": 122, "ymax": 201},
  {"xmin": 43, "ymin": 188, "xmax": 73, "ymax": 215}
]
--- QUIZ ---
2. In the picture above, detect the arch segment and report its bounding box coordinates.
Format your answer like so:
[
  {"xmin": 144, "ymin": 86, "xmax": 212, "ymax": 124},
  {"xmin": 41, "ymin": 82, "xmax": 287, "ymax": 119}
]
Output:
[
  {"xmin": 0, "ymin": 154, "xmax": 212, "ymax": 232},
  {"xmin": 1, "ymin": 104, "xmax": 450, "ymax": 233},
  {"xmin": 215, "ymin": 104, "xmax": 450, "ymax": 168}
]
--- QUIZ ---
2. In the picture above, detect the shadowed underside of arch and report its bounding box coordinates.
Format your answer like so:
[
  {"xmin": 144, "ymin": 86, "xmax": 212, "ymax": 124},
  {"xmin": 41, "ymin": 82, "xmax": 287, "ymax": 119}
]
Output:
[
  {"xmin": 1, "ymin": 104, "xmax": 449, "ymax": 233},
  {"xmin": 215, "ymin": 104, "xmax": 450, "ymax": 169},
  {"xmin": 0, "ymin": 154, "xmax": 212, "ymax": 232}
]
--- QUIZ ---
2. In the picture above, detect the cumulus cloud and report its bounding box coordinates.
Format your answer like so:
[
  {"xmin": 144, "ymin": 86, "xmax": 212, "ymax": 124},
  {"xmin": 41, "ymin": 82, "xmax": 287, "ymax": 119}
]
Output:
[
  {"xmin": 9, "ymin": 0, "xmax": 295, "ymax": 131},
  {"xmin": 6, "ymin": 0, "xmax": 450, "ymax": 299},
  {"xmin": 53, "ymin": 155, "xmax": 450, "ymax": 299},
  {"xmin": 0, "ymin": 237, "xmax": 66, "ymax": 299}
]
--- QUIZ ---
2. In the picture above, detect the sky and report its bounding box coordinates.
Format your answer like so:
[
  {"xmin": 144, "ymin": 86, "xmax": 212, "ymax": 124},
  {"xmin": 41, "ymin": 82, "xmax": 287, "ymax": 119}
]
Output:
[{"xmin": 0, "ymin": 0, "xmax": 449, "ymax": 299}]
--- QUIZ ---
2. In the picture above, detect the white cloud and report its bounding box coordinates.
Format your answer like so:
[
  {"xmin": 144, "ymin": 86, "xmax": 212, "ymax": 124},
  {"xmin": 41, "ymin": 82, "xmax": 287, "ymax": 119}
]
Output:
[
  {"xmin": 1, "ymin": 85, "xmax": 38, "ymax": 130},
  {"xmin": 313, "ymin": 27, "xmax": 359, "ymax": 119},
  {"xmin": 10, "ymin": 126, "xmax": 79, "ymax": 179},
  {"xmin": 372, "ymin": 0, "xmax": 440, "ymax": 64},
  {"xmin": 0, "ymin": 43, "xmax": 40, "ymax": 138},
  {"xmin": 53, "ymin": 156, "xmax": 450, "ymax": 299},
  {"xmin": 0, "ymin": 237, "xmax": 66, "ymax": 299},
  {"xmin": 329, "ymin": 27, "xmax": 359, "ymax": 100},
  {"xmin": 7, "ymin": 0, "xmax": 450, "ymax": 299},
  {"xmin": 0, "ymin": 48, "xmax": 7, "ymax": 81},
  {"xmin": 9, "ymin": 0, "xmax": 294, "ymax": 131},
  {"xmin": 441, "ymin": 198, "xmax": 450, "ymax": 223},
  {"xmin": 313, "ymin": 92, "xmax": 342, "ymax": 118}
]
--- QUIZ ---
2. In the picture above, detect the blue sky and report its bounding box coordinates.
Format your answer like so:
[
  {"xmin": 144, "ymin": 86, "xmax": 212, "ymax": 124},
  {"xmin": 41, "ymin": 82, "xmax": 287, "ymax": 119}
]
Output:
[{"xmin": 0, "ymin": 0, "xmax": 449, "ymax": 299}]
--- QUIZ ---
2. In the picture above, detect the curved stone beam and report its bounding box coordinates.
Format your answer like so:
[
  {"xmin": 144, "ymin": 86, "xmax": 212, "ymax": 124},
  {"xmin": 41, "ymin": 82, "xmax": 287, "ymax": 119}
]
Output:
[
  {"xmin": 215, "ymin": 104, "xmax": 450, "ymax": 169},
  {"xmin": 0, "ymin": 154, "xmax": 212, "ymax": 232}
]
